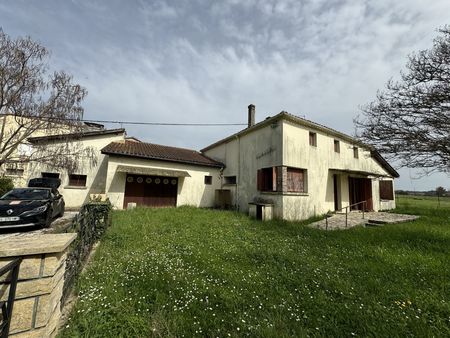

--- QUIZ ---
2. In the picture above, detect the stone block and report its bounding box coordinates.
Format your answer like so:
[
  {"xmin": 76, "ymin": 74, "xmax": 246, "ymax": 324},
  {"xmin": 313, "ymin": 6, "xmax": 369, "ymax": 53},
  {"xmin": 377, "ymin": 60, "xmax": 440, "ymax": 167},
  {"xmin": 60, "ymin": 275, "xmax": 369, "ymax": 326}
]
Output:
[
  {"xmin": 43, "ymin": 252, "xmax": 67, "ymax": 278},
  {"xmin": 0, "ymin": 233, "xmax": 76, "ymax": 257},
  {"xmin": 10, "ymin": 326, "xmax": 46, "ymax": 338},
  {"xmin": 8, "ymin": 297, "xmax": 35, "ymax": 334},
  {"xmin": 0, "ymin": 256, "xmax": 42, "ymax": 282},
  {"xmin": 35, "ymin": 277, "xmax": 64, "ymax": 328},
  {"xmin": 0, "ymin": 262, "xmax": 64, "ymax": 301}
]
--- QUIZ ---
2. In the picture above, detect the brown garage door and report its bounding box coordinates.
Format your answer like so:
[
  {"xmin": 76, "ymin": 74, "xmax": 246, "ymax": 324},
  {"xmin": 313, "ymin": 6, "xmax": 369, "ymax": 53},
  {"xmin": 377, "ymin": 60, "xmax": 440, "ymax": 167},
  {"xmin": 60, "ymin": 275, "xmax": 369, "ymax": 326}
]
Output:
[{"xmin": 123, "ymin": 174, "xmax": 178, "ymax": 208}]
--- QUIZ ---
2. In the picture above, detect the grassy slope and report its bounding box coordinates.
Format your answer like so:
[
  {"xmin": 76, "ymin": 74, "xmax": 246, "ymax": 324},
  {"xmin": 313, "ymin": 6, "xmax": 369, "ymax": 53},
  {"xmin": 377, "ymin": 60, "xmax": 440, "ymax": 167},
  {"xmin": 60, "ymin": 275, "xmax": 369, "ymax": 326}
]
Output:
[{"xmin": 62, "ymin": 198, "xmax": 450, "ymax": 337}]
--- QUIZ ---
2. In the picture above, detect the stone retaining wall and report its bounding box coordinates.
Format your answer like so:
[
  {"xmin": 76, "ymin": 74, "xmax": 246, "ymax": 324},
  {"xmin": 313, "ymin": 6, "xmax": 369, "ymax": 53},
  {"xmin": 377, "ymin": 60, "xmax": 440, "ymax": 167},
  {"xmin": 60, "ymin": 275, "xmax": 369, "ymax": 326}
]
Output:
[{"xmin": 0, "ymin": 233, "xmax": 76, "ymax": 337}]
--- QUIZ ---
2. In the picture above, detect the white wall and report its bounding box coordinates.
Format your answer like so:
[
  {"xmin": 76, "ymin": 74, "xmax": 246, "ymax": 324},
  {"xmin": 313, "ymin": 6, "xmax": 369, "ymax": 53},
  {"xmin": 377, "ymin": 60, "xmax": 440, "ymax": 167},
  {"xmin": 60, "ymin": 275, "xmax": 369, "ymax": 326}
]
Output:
[
  {"xmin": 27, "ymin": 133, "xmax": 125, "ymax": 208},
  {"xmin": 105, "ymin": 155, "xmax": 221, "ymax": 209},
  {"xmin": 204, "ymin": 122, "xmax": 284, "ymax": 217}
]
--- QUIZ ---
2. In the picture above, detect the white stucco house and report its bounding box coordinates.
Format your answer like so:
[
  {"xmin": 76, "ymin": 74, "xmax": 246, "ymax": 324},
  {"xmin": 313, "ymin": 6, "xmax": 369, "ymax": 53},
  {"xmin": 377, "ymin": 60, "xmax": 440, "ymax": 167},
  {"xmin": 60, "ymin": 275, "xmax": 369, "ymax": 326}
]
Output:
[
  {"xmin": 15, "ymin": 104, "xmax": 398, "ymax": 220},
  {"xmin": 201, "ymin": 105, "xmax": 398, "ymax": 220}
]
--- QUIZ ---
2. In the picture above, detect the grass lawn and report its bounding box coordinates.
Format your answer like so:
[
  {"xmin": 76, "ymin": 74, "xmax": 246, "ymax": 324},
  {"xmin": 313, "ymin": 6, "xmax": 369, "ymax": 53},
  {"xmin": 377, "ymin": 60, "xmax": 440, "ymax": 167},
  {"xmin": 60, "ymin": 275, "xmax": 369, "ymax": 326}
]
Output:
[{"xmin": 62, "ymin": 197, "xmax": 450, "ymax": 337}]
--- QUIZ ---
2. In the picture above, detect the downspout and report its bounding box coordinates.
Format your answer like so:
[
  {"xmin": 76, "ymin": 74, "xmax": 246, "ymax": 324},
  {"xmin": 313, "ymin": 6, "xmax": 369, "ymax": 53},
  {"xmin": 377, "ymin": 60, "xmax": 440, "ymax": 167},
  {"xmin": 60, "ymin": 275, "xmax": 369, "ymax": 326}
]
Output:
[{"xmin": 236, "ymin": 134, "xmax": 240, "ymax": 210}]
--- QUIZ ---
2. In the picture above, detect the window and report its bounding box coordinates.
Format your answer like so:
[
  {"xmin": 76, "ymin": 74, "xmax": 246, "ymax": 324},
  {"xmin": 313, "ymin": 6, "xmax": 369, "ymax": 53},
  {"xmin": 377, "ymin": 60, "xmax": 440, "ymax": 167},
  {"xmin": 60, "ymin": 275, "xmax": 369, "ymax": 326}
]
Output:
[
  {"xmin": 379, "ymin": 180, "xmax": 394, "ymax": 200},
  {"xmin": 224, "ymin": 176, "xmax": 237, "ymax": 185},
  {"xmin": 6, "ymin": 168, "xmax": 24, "ymax": 176},
  {"xmin": 68, "ymin": 174, "xmax": 87, "ymax": 187},
  {"xmin": 353, "ymin": 146, "xmax": 359, "ymax": 159},
  {"xmin": 287, "ymin": 167, "xmax": 306, "ymax": 192},
  {"xmin": 334, "ymin": 140, "xmax": 340, "ymax": 153},
  {"xmin": 309, "ymin": 132, "xmax": 317, "ymax": 147},
  {"xmin": 204, "ymin": 175, "xmax": 212, "ymax": 185},
  {"xmin": 42, "ymin": 172, "xmax": 60, "ymax": 179},
  {"xmin": 257, "ymin": 167, "xmax": 277, "ymax": 192}
]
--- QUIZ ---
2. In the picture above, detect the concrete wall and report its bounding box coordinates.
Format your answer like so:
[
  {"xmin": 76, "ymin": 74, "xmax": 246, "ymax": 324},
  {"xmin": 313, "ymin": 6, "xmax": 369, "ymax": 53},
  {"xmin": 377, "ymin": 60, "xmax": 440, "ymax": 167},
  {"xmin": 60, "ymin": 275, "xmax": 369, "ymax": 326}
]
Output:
[
  {"xmin": 27, "ymin": 133, "xmax": 125, "ymax": 208},
  {"xmin": 203, "ymin": 122, "xmax": 284, "ymax": 217},
  {"xmin": 105, "ymin": 155, "xmax": 221, "ymax": 209}
]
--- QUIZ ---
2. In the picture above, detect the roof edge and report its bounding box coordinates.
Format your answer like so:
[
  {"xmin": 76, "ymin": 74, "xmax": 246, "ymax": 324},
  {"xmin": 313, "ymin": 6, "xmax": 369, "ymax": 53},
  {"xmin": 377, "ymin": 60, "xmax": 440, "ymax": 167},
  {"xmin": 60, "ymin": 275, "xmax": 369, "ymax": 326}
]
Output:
[
  {"xmin": 28, "ymin": 128, "xmax": 126, "ymax": 143},
  {"xmin": 101, "ymin": 149, "xmax": 224, "ymax": 169}
]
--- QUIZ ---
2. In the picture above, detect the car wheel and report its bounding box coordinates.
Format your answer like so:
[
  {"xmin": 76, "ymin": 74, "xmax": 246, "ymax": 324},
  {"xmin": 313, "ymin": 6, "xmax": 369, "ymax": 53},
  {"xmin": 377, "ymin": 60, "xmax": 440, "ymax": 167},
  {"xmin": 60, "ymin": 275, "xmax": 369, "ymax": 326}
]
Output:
[
  {"xmin": 57, "ymin": 205, "xmax": 65, "ymax": 218},
  {"xmin": 43, "ymin": 209, "xmax": 53, "ymax": 228}
]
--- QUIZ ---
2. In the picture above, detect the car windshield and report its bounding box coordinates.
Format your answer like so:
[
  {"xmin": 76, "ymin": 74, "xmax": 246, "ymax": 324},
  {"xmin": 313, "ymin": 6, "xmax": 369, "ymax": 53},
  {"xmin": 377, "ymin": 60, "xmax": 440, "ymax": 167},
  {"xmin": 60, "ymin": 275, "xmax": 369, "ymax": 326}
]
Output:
[{"xmin": 1, "ymin": 189, "xmax": 50, "ymax": 200}]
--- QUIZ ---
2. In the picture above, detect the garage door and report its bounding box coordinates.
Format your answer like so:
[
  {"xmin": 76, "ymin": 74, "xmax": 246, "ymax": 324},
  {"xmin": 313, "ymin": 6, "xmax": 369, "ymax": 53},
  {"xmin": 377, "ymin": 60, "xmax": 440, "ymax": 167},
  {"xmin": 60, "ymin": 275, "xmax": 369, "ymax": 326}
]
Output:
[{"xmin": 123, "ymin": 174, "xmax": 178, "ymax": 208}]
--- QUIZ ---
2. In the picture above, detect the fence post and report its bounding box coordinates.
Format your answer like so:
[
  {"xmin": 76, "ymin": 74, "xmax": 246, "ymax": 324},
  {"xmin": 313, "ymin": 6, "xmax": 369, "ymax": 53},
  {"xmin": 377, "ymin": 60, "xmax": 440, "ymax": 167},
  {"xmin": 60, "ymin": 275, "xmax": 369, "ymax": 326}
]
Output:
[
  {"xmin": 345, "ymin": 207, "xmax": 348, "ymax": 228},
  {"xmin": 363, "ymin": 201, "xmax": 365, "ymax": 219},
  {"xmin": 325, "ymin": 216, "xmax": 328, "ymax": 230}
]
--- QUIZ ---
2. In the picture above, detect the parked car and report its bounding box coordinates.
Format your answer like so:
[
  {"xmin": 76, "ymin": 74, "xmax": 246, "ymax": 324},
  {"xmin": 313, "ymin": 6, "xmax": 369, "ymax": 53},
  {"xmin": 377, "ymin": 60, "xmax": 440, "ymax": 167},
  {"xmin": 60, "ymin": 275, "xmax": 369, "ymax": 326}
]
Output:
[{"xmin": 0, "ymin": 178, "xmax": 65, "ymax": 230}]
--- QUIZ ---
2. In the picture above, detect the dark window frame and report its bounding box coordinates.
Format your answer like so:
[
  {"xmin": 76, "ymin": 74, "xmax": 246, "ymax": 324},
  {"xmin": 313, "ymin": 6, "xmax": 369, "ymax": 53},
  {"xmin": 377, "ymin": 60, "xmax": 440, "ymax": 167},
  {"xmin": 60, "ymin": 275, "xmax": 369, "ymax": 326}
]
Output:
[
  {"xmin": 257, "ymin": 167, "xmax": 277, "ymax": 192},
  {"xmin": 224, "ymin": 176, "xmax": 237, "ymax": 185},
  {"xmin": 204, "ymin": 175, "xmax": 212, "ymax": 185},
  {"xmin": 6, "ymin": 168, "xmax": 24, "ymax": 176},
  {"xmin": 334, "ymin": 140, "xmax": 340, "ymax": 153},
  {"xmin": 41, "ymin": 172, "xmax": 60, "ymax": 179},
  {"xmin": 309, "ymin": 132, "xmax": 317, "ymax": 147},
  {"xmin": 353, "ymin": 146, "xmax": 359, "ymax": 159},
  {"xmin": 68, "ymin": 174, "xmax": 87, "ymax": 187}
]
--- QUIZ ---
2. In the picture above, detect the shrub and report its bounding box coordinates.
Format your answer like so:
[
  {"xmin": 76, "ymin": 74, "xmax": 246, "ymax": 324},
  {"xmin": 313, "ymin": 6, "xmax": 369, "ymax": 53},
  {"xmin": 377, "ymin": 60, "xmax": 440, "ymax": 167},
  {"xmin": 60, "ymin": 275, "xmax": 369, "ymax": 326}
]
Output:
[{"xmin": 0, "ymin": 177, "xmax": 14, "ymax": 196}]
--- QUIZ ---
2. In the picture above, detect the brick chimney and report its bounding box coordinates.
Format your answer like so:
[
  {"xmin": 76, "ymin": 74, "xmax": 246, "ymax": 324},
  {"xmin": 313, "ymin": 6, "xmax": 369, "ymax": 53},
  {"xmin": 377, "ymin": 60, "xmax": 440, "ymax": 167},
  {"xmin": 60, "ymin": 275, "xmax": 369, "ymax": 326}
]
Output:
[{"xmin": 248, "ymin": 104, "xmax": 255, "ymax": 128}]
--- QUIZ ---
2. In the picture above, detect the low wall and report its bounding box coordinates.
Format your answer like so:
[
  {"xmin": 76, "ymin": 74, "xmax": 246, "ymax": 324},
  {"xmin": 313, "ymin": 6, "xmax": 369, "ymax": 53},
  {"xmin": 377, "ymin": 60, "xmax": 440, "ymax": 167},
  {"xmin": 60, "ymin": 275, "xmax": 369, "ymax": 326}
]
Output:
[{"xmin": 0, "ymin": 233, "xmax": 76, "ymax": 337}]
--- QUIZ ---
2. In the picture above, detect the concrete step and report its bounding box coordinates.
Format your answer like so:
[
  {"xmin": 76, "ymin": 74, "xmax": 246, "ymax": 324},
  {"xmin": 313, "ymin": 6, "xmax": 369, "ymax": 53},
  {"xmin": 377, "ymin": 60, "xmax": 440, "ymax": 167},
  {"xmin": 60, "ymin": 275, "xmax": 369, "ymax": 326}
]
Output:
[
  {"xmin": 366, "ymin": 222, "xmax": 384, "ymax": 227},
  {"xmin": 367, "ymin": 219, "xmax": 388, "ymax": 225}
]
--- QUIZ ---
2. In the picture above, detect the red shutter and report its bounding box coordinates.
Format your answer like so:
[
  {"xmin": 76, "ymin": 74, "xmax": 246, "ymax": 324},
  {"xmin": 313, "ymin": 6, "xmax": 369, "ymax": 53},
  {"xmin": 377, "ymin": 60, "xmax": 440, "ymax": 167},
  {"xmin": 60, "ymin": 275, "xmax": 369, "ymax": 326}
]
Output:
[
  {"xmin": 257, "ymin": 169, "xmax": 262, "ymax": 191},
  {"xmin": 272, "ymin": 167, "xmax": 277, "ymax": 191}
]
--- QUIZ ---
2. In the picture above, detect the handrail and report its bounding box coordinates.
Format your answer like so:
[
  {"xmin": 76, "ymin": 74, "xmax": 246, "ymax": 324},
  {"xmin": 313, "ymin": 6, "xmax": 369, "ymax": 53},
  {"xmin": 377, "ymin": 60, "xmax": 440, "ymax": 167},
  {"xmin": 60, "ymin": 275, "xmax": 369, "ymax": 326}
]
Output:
[
  {"xmin": 323, "ymin": 200, "xmax": 368, "ymax": 230},
  {"xmin": 0, "ymin": 257, "xmax": 22, "ymax": 338}
]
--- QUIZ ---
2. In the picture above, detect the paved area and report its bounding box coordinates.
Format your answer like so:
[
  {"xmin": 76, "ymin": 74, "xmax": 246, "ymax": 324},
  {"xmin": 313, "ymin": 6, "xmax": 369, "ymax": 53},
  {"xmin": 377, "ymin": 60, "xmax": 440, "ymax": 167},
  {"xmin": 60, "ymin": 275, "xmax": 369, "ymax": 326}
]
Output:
[
  {"xmin": 0, "ymin": 211, "xmax": 78, "ymax": 239},
  {"xmin": 310, "ymin": 211, "xmax": 419, "ymax": 230}
]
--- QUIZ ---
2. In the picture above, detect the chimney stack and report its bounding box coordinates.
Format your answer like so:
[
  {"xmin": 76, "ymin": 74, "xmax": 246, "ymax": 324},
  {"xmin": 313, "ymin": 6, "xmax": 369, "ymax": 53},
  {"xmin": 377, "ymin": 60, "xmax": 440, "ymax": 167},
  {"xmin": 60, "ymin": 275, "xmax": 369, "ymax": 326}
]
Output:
[{"xmin": 248, "ymin": 104, "xmax": 255, "ymax": 128}]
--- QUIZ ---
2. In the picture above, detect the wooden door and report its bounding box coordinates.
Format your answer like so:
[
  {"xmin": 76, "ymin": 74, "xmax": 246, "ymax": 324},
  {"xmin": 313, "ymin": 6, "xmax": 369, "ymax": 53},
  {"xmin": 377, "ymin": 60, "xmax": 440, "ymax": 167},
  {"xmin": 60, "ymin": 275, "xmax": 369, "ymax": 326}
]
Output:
[
  {"xmin": 124, "ymin": 174, "xmax": 178, "ymax": 208},
  {"xmin": 349, "ymin": 177, "xmax": 373, "ymax": 211}
]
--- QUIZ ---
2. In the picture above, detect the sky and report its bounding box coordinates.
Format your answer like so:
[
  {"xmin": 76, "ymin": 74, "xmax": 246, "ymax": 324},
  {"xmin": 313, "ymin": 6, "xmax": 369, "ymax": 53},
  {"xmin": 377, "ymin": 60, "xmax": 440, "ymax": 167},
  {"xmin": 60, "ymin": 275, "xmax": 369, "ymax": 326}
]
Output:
[{"xmin": 1, "ymin": 0, "xmax": 449, "ymax": 190}]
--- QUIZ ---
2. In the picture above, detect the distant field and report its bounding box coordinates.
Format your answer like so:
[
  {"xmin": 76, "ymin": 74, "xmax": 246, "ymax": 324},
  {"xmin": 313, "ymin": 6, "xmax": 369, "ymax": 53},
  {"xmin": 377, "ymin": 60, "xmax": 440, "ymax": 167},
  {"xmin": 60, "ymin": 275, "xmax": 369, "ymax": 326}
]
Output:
[{"xmin": 396, "ymin": 194, "xmax": 450, "ymax": 210}]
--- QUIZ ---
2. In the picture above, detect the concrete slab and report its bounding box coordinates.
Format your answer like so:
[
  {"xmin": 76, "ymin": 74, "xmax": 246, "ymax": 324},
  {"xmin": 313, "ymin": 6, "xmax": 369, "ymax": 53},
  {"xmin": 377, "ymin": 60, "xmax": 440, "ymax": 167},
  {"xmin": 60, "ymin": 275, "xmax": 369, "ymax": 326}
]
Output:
[{"xmin": 310, "ymin": 212, "xmax": 419, "ymax": 230}]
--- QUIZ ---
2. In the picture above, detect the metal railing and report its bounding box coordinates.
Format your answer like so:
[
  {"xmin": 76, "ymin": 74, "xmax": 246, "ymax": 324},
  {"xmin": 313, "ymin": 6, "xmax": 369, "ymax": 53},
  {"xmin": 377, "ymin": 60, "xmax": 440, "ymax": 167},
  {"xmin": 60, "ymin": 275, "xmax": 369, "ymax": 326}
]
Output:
[
  {"xmin": 0, "ymin": 258, "xmax": 22, "ymax": 338},
  {"xmin": 324, "ymin": 201, "xmax": 367, "ymax": 230}
]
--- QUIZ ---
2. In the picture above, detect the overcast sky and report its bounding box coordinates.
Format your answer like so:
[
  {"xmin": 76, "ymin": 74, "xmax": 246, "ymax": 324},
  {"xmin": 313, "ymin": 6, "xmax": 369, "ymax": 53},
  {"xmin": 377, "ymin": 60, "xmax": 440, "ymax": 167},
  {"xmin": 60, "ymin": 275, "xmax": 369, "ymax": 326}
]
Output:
[{"xmin": 1, "ymin": 0, "xmax": 449, "ymax": 190}]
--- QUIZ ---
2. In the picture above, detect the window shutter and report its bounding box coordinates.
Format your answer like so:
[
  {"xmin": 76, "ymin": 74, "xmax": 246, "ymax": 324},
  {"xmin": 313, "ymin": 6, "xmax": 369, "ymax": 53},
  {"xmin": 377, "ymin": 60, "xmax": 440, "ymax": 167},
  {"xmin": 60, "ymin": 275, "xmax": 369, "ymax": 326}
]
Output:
[
  {"xmin": 380, "ymin": 181, "xmax": 394, "ymax": 200},
  {"xmin": 272, "ymin": 167, "xmax": 277, "ymax": 191},
  {"xmin": 257, "ymin": 169, "xmax": 262, "ymax": 191}
]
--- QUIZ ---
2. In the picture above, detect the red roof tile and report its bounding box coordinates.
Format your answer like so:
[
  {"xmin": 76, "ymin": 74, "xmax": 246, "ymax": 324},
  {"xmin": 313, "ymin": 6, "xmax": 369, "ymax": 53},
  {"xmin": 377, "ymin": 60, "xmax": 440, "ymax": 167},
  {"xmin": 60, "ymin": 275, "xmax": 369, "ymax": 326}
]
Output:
[{"xmin": 101, "ymin": 141, "xmax": 223, "ymax": 168}]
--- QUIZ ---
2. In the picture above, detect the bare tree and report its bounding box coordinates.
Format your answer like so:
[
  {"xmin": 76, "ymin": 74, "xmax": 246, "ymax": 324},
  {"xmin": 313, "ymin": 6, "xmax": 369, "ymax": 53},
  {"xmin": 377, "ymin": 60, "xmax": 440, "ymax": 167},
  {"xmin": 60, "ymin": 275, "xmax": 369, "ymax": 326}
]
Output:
[
  {"xmin": 355, "ymin": 26, "xmax": 450, "ymax": 174},
  {"xmin": 0, "ymin": 30, "xmax": 91, "ymax": 172}
]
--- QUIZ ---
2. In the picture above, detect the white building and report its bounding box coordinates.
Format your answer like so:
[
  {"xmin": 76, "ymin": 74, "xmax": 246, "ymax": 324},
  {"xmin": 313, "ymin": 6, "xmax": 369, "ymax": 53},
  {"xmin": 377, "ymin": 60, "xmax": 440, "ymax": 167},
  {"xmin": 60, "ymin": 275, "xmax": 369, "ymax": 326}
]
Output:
[
  {"xmin": 201, "ymin": 105, "xmax": 398, "ymax": 220},
  {"xmin": 18, "ymin": 105, "xmax": 398, "ymax": 220}
]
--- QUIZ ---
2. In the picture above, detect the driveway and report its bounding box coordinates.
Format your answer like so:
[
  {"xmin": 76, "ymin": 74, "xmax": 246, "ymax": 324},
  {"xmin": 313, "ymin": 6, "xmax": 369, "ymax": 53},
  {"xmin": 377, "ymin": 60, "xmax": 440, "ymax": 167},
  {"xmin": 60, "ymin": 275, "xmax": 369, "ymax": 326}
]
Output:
[{"xmin": 0, "ymin": 211, "xmax": 78, "ymax": 239}]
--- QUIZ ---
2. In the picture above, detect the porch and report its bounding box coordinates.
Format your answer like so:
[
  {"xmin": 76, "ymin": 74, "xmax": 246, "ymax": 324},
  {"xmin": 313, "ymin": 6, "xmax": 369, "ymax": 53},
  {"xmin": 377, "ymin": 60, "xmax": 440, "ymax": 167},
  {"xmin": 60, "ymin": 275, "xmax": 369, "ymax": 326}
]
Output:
[{"xmin": 310, "ymin": 211, "xmax": 419, "ymax": 230}]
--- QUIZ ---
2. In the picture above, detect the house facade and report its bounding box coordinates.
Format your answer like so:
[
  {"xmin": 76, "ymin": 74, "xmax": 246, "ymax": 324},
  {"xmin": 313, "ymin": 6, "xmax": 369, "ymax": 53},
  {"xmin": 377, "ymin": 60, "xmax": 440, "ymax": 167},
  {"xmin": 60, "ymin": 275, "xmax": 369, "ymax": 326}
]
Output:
[
  {"xmin": 7, "ymin": 105, "xmax": 398, "ymax": 220},
  {"xmin": 201, "ymin": 105, "xmax": 398, "ymax": 220},
  {"xmin": 26, "ymin": 129, "xmax": 126, "ymax": 208},
  {"xmin": 101, "ymin": 141, "xmax": 223, "ymax": 210}
]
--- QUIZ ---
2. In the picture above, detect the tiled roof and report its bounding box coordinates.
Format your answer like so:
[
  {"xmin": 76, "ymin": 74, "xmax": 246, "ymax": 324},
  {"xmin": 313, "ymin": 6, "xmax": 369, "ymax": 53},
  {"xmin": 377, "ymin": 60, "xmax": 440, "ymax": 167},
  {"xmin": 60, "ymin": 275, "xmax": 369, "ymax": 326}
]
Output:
[{"xmin": 101, "ymin": 141, "xmax": 224, "ymax": 168}]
